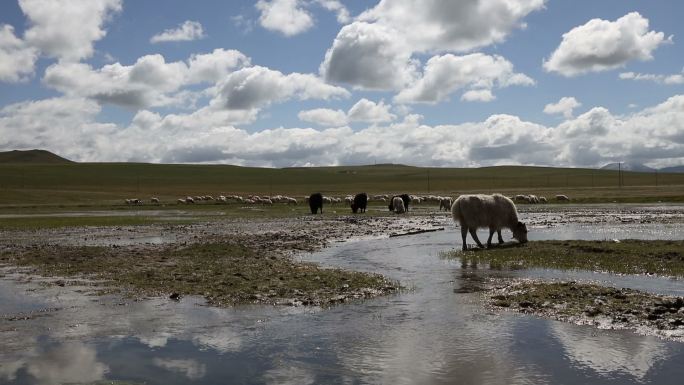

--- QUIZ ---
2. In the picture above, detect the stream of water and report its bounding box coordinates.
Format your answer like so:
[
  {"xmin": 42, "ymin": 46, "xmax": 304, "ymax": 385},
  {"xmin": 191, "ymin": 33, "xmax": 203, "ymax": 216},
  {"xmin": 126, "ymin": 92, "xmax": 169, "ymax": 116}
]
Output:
[{"xmin": 1, "ymin": 205, "xmax": 683, "ymax": 384}]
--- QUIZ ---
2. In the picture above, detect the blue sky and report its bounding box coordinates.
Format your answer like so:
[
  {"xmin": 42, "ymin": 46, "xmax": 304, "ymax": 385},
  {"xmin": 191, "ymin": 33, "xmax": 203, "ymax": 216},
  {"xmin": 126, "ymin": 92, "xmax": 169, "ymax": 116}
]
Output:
[{"xmin": 1, "ymin": 0, "xmax": 683, "ymax": 168}]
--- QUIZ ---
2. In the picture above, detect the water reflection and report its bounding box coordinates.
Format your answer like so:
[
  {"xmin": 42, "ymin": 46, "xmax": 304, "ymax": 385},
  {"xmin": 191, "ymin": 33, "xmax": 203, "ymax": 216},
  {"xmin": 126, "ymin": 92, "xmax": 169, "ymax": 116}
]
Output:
[
  {"xmin": 551, "ymin": 324, "xmax": 670, "ymax": 381},
  {"xmin": 153, "ymin": 358, "xmax": 207, "ymax": 381},
  {"xmin": 1, "ymin": 341, "xmax": 107, "ymax": 385},
  {"xmin": 1, "ymin": 205, "xmax": 684, "ymax": 384}
]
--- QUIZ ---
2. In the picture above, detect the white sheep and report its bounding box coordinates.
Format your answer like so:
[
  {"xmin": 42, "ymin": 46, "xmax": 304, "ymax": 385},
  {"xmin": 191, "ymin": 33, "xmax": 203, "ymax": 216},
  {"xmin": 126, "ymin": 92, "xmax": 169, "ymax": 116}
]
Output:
[
  {"xmin": 177, "ymin": 198, "xmax": 185, "ymax": 204},
  {"xmin": 150, "ymin": 197, "xmax": 160, "ymax": 204},
  {"xmin": 286, "ymin": 197, "xmax": 298, "ymax": 205},
  {"xmin": 392, "ymin": 196, "xmax": 406, "ymax": 214},
  {"xmin": 556, "ymin": 194, "xmax": 570, "ymax": 201},
  {"xmin": 451, "ymin": 193, "xmax": 528, "ymax": 251}
]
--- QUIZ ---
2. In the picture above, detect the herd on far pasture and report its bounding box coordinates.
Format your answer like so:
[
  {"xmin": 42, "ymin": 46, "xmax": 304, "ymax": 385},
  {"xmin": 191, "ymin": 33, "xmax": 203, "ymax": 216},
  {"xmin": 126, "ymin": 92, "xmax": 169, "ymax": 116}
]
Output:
[{"xmin": 123, "ymin": 192, "xmax": 571, "ymax": 250}]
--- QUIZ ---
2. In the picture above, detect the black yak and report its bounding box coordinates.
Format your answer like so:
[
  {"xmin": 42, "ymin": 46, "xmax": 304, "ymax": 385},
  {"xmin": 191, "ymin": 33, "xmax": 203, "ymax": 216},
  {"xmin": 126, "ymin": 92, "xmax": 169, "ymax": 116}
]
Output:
[
  {"xmin": 309, "ymin": 192, "xmax": 323, "ymax": 214},
  {"xmin": 351, "ymin": 193, "xmax": 368, "ymax": 213}
]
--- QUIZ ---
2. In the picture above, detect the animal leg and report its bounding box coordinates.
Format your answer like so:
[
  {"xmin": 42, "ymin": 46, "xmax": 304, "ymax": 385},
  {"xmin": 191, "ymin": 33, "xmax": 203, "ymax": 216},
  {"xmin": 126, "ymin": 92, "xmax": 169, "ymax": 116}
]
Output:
[
  {"xmin": 487, "ymin": 228, "xmax": 495, "ymax": 247},
  {"xmin": 497, "ymin": 229, "xmax": 504, "ymax": 244},
  {"xmin": 469, "ymin": 228, "xmax": 484, "ymax": 248},
  {"xmin": 461, "ymin": 226, "xmax": 468, "ymax": 251}
]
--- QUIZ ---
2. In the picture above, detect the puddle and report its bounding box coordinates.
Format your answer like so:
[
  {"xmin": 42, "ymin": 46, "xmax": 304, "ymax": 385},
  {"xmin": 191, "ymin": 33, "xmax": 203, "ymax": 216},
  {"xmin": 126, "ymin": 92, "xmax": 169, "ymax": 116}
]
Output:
[{"xmin": 1, "ymin": 205, "xmax": 684, "ymax": 384}]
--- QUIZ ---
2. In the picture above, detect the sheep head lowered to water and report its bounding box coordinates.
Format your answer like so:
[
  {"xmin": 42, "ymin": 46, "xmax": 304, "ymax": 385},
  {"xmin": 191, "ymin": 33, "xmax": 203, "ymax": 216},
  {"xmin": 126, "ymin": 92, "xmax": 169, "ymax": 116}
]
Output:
[{"xmin": 452, "ymin": 193, "xmax": 528, "ymax": 251}]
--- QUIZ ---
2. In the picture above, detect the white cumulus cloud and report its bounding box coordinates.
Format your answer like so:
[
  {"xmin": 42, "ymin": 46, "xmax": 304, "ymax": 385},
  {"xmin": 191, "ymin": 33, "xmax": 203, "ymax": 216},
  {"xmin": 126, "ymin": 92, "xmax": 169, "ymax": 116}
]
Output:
[
  {"xmin": 299, "ymin": 98, "xmax": 396, "ymax": 126},
  {"xmin": 298, "ymin": 108, "xmax": 348, "ymax": 126},
  {"xmin": 213, "ymin": 65, "xmax": 349, "ymax": 110},
  {"xmin": 256, "ymin": 0, "xmax": 314, "ymax": 36},
  {"xmin": 0, "ymin": 25, "xmax": 38, "ymax": 82},
  {"xmin": 357, "ymin": 0, "xmax": 546, "ymax": 53},
  {"xmin": 347, "ymin": 98, "xmax": 395, "ymax": 123},
  {"xmin": 544, "ymin": 97, "xmax": 582, "ymax": 118},
  {"xmin": 4, "ymin": 93, "xmax": 684, "ymax": 170},
  {"xmin": 315, "ymin": 0, "xmax": 350, "ymax": 23},
  {"xmin": 19, "ymin": 0, "xmax": 122, "ymax": 62},
  {"xmin": 544, "ymin": 12, "xmax": 670, "ymax": 76},
  {"xmin": 150, "ymin": 20, "xmax": 206, "ymax": 43},
  {"xmin": 395, "ymin": 53, "xmax": 534, "ymax": 104},
  {"xmin": 321, "ymin": 1, "xmax": 542, "ymax": 94},
  {"xmin": 619, "ymin": 69, "xmax": 684, "ymax": 85},
  {"xmin": 320, "ymin": 22, "xmax": 418, "ymax": 91},
  {"xmin": 43, "ymin": 50, "xmax": 250, "ymax": 109}
]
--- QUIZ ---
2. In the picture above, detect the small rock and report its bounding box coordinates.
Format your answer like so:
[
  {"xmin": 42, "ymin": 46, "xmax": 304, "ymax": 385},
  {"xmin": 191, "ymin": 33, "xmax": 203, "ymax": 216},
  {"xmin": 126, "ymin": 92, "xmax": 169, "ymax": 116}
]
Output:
[
  {"xmin": 584, "ymin": 306, "xmax": 602, "ymax": 317},
  {"xmin": 518, "ymin": 300, "xmax": 534, "ymax": 308}
]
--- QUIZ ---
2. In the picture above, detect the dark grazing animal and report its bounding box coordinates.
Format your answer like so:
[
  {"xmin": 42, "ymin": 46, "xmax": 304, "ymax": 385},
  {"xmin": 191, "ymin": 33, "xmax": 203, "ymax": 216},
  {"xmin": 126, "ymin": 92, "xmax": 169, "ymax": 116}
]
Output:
[
  {"xmin": 309, "ymin": 192, "xmax": 323, "ymax": 214},
  {"xmin": 388, "ymin": 194, "xmax": 411, "ymax": 212},
  {"xmin": 351, "ymin": 193, "xmax": 368, "ymax": 213}
]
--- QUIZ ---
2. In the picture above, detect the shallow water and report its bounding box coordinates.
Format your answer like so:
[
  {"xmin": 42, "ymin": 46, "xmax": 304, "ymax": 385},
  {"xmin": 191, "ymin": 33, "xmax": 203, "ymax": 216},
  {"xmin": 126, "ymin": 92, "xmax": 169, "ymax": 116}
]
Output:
[{"xmin": 1, "ymin": 205, "xmax": 684, "ymax": 384}]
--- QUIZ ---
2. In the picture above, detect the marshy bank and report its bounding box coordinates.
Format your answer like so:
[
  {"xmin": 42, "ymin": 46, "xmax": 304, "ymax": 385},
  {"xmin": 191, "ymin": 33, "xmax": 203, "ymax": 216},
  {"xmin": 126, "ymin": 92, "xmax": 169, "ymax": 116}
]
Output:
[
  {"xmin": 2, "ymin": 204, "xmax": 684, "ymax": 384},
  {"xmin": 0, "ymin": 215, "xmax": 445, "ymax": 307}
]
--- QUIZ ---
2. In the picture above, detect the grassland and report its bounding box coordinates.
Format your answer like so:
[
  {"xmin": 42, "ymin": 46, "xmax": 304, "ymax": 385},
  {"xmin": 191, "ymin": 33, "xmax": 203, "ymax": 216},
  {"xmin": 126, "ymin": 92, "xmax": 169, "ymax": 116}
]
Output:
[
  {"xmin": 0, "ymin": 163, "xmax": 682, "ymax": 208},
  {"xmin": 451, "ymin": 240, "xmax": 684, "ymax": 277}
]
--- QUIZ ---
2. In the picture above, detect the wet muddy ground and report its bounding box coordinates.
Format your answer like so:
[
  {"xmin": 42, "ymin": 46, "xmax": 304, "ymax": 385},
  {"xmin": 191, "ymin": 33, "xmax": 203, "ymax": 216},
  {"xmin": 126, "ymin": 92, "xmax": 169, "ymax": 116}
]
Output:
[
  {"xmin": 0, "ymin": 215, "xmax": 446, "ymax": 309},
  {"xmin": 1, "ymin": 203, "xmax": 684, "ymax": 384}
]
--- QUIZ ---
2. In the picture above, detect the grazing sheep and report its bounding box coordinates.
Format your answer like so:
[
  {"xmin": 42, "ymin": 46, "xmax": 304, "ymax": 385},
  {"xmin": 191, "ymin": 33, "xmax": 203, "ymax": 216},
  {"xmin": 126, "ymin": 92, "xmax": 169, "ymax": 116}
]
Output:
[
  {"xmin": 556, "ymin": 194, "xmax": 570, "ymax": 201},
  {"xmin": 185, "ymin": 197, "xmax": 195, "ymax": 204},
  {"xmin": 539, "ymin": 196, "xmax": 548, "ymax": 203},
  {"xmin": 439, "ymin": 197, "xmax": 452, "ymax": 211},
  {"xmin": 351, "ymin": 193, "xmax": 368, "ymax": 213},
  {"xmin": 388, "ymin": 194, "xmax": 411, "ymax": 212},
  {"xmin": 309, "ymin": 192, "xmax": 323, "ymax": 214},
  {"xmin": 177, "ymin": 198, "xmax": 185, "ymax": 204},
  {"xmin": 452, "ymin": 194, "xmax": 528, "ymax": 251},
  {"xmin": 392, "ymin": 196, "xmax": 406, "ymax": 214},
  {"xmin": 286, "ymin": 197, "xmax": 298, "ymax": 205},
  {"xmin": 345, "ymin": 196, "xmax": 353, "ymax": 205},
  {"xmin": 151, "ymin": 197, "xmax": 160, "ymax": 204}
]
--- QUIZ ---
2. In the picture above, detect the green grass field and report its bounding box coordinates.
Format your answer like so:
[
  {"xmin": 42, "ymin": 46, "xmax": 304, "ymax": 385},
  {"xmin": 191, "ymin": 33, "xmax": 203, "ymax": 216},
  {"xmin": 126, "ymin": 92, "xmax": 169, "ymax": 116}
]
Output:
[{"xmin": 0, "ymin": 162, "xmax": 683, "ymax": 207}]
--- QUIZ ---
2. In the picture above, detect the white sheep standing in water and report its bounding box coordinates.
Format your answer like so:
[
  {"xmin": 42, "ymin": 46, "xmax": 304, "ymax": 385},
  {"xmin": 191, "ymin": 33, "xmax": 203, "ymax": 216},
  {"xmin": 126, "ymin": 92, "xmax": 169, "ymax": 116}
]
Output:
[{"xmin": 451, "ymin": 193, "xmax": 528, "ymax": 251}]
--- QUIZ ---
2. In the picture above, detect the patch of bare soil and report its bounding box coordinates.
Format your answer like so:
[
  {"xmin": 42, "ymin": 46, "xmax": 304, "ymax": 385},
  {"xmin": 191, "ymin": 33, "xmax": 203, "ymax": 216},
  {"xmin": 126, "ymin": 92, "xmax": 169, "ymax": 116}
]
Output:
[
  {"xmin": 487, "ymin": 279, "xmax": 684, "ymax": 341},
  {"xmin": 0, "ymin": 215, "xmax": 445, "ymax": 307}
]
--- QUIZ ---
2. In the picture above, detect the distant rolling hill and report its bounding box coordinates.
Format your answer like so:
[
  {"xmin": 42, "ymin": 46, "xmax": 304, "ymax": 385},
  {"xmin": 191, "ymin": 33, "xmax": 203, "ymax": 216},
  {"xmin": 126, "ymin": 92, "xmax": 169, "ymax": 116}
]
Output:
[
  {"xmin": 601, "ymin": 162, "xmax": 656, "ymax": 173},
  {"xmin": 660, "ymin": 165, "xmax": 684, "ymax": 173},
  {"xmin": 601, "ymin": 162, "xmax": 684, "ymax": 173},
  {"xmin": 0, "ymin": 149, "xmax": 74, "ymax": 164}
]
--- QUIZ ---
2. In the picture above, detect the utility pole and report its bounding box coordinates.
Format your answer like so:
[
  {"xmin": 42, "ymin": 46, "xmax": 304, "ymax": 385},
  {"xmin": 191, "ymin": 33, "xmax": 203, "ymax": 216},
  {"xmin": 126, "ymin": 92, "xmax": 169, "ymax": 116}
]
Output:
[
  {"xmin": 618, "ymin": 162, "xmax": 622, "ymax": 188},
  {"xmin": 427, "ymin": 169, "xmax": 430, "ymax": 193}
]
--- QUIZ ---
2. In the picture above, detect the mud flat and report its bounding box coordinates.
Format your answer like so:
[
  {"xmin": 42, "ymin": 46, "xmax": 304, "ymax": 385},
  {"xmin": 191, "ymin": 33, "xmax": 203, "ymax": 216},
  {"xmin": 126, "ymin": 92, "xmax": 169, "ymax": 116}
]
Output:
[
  {"xmin": 487, "ymin": 280, "xmax": 684, "ymax": 341},
  {"xmin": 0, "ymin": 215, "xmax": 445, "ymax": 307},
  {"xmin": 448, "ymin": 239, "xmax": 684, "ymax": 341}
]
